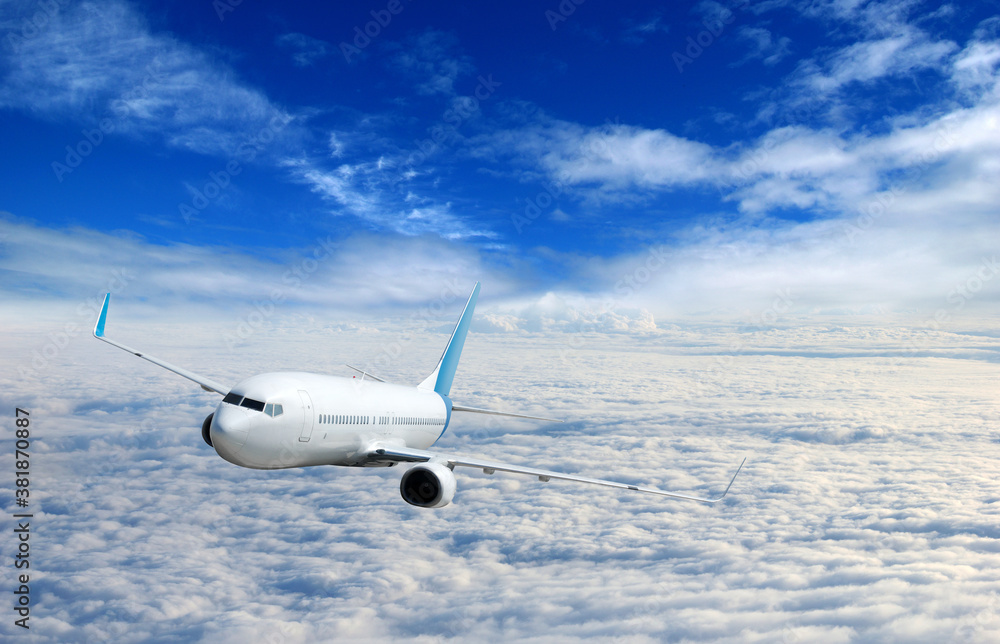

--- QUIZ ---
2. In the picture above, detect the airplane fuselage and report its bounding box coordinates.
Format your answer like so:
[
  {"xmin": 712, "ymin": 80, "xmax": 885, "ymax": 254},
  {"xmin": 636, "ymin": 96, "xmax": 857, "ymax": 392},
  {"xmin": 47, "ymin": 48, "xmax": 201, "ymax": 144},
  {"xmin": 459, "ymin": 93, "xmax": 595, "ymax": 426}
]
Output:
[{"xmin": 210, "ymin": 372, "xmax": 451, "ymax": 470}]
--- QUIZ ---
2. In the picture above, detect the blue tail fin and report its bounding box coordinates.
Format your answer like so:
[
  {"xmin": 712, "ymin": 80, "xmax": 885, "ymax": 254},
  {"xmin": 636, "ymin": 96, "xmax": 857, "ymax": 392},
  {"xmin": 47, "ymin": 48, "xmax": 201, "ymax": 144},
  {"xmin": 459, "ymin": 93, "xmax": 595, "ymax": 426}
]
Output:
[{"xmin": 418, "ymin": 282, "xmax": 480, "ymax": 396}]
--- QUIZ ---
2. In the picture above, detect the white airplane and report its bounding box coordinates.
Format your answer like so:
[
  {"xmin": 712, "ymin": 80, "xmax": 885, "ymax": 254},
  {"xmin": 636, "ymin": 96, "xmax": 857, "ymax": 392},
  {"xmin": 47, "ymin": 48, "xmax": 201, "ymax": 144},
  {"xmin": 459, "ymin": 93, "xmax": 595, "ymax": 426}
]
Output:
[{"xmin": 94, "ymin": 283, "xmax": 744, "ymax": 508}]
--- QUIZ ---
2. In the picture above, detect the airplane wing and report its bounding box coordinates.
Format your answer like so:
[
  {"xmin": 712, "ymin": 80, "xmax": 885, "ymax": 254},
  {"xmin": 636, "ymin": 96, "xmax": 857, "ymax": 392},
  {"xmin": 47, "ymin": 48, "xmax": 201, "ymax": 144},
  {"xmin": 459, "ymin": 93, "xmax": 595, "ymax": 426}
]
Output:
[
  {"xmin": 450, "ymin": 404, "xmax": 563, "ymax": 423},
  {"xmin": 93, "ymin": 294, "xmax": 231, "ymax": 395},
  {"xmin": 367, "ymin": 445, "xmax": 745, "ymax": 504}
]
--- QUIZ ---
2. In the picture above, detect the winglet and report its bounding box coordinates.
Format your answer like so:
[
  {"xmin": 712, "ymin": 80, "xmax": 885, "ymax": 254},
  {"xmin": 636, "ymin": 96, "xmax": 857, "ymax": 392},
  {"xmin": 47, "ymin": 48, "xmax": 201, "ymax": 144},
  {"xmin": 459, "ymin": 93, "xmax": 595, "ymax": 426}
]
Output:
[
  {"xmin": 94, "ymin": 293, "xmax": 111, "ymax": 338},
  {"xmin": 418, "ymin": 282, "xmax": 480, "ymax": 396},
  {"xmin": 711, "ymin": 457, "xmax": 747, "ymax": 503}
]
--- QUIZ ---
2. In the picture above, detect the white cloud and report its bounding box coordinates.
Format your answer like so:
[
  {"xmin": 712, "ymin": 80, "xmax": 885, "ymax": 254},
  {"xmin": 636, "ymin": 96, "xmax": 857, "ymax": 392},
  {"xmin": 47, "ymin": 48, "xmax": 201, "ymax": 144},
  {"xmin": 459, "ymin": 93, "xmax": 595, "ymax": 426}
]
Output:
[
  {"xmin": 734, "ymin": 26, "xmax": 792, "ymax": 66},
  {"xmin": 4, "ymin": 311, "xmax": 1000, "ymax": 642},
  {"xmin": 798, "ymin": 29, "xmax": 956, "ymax": 94},
  {"xmin": 621, "ymin": 13, "xmax": 669, "ymax": 45},
  {"xmin": 0, "ymin": 0, "xmax": 297, "ymax": 157},
  {"xmin": 283, "ymin": 157, "xmax": 496, "ymax": 240},
  {"xmin": 387, "ymin": 30, "xmax": 475, "ymax": 97},
  {"xmin": 951, "ymin": 19, "xmax": 1000, "ymax": 95},
  {"xmin": 276, "ymin": 32, "xmax": 332, "ymax": 67},
  {"xmin": 0, "ymin": 216, "xmax": 509, "ymax": 332},
  {"xmin": 493, "ymin": 118, "xmax": 720, "ymax": 197}
]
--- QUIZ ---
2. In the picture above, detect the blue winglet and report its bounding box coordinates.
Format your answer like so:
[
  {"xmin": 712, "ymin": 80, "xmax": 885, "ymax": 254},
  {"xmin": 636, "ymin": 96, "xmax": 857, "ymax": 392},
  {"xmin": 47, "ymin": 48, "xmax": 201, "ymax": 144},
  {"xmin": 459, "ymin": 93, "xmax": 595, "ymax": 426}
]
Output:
[
  {"xmin": 94, "ymin": 293, "xmax": 111, "ymax": 338},
  {"xmin": 419, "ymin": 282, "xmax": 480, "ymax": 397}
]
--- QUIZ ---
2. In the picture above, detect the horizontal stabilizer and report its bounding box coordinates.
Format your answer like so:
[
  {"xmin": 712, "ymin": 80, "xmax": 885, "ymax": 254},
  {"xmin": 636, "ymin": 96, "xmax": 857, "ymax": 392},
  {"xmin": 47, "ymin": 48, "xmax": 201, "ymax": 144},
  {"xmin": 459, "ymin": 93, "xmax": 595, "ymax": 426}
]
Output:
[{"xmin": 345, "ymin": 365, "xmax": 386, "ymax": 382}]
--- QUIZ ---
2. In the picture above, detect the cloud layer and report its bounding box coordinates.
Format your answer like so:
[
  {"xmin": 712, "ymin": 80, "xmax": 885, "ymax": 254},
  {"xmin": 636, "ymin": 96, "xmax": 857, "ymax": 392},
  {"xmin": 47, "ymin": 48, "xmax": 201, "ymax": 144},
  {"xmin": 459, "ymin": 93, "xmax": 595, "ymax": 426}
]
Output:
[{"xmin": 3, "ymin": 315, "xmax": 999, "ymax": 642}]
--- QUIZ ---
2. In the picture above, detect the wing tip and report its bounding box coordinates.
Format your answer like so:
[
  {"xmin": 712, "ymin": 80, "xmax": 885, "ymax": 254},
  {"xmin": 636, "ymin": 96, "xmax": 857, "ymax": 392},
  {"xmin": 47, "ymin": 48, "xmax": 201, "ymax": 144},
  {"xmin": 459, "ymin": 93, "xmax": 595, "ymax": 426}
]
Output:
[
  {"xmin": 94, "ymin": 293, "xmax": 111, "ymax": 338},
  {"xmin": 711, "ymin": 456, "xmax": 747, "ymax": 503}
]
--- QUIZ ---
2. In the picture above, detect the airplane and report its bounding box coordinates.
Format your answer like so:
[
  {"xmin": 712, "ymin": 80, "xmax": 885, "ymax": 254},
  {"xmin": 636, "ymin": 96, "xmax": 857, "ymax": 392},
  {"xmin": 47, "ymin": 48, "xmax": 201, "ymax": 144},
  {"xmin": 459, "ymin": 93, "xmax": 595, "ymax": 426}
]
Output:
[{"xmin": 93, "ymin": 282, "xmax": 744, "ymax": 508}]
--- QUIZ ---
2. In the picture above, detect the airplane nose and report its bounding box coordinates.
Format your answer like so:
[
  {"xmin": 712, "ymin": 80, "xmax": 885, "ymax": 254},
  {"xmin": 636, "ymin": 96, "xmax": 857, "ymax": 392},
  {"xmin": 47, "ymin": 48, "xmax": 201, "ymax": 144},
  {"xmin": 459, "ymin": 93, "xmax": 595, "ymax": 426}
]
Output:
[{"xmin": 210, "ymin": 408, "xmax": 251, "ymax": 461}]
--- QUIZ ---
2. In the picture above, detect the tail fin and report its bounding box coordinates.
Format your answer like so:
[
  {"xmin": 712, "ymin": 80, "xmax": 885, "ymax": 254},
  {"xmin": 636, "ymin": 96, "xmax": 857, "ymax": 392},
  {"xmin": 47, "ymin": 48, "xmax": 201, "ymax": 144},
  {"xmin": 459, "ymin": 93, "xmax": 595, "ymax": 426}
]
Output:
[{"xmin": 418, "ymin": 282, "xmax": 480, "ymax": 396}]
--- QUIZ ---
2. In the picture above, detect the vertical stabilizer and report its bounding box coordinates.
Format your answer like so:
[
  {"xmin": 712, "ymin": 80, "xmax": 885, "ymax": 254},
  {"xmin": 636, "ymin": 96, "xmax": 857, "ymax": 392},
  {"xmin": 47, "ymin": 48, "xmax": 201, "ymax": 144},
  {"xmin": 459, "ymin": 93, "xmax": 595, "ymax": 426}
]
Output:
[{"xmin": 418, "ymin": 282, "xmax": 480, "ymax": 396}]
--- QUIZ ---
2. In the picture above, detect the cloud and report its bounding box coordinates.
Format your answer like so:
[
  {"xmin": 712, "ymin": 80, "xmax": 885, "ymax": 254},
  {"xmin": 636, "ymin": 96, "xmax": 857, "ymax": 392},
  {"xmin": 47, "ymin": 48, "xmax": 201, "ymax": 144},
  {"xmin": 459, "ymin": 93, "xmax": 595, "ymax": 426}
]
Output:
[
  {"xmin": 5, "ymin": 307, "xmax": 1000, "ymax": 642},
  {"xmin": 387, "ymin": 30, "xmax": 475, "ymax": 97},
  {"xmin": 795, "ymin": 28, "xmax": 956, "ymax": 95},
  {"xmin": 621, "ymin": 13, "xmax": 669, "ymax": 45},
  {"xmin": 0, "ymin": 215, "xmax": 508, "ymax": 329},
  {"xmin": 276, "ymin": 32, "xmax": 333, "ymax": 67},
  {"xmin": 282, "ymin": 157, "xmax": 497, "ymax": 240},
  {"xmin": 734, "ymin": 26, "xmax": 792, "ymax": 66},
  {"xmin": 951, "ymin": 17, "xmax": 1000, "ymax": 94},
  {"xmin": 0, "ymin": 0, "xmax": 297, "ymax": 157},
  {"xmin": 490, "ymin": 117, "xmax": 720, "ymax": 198}
]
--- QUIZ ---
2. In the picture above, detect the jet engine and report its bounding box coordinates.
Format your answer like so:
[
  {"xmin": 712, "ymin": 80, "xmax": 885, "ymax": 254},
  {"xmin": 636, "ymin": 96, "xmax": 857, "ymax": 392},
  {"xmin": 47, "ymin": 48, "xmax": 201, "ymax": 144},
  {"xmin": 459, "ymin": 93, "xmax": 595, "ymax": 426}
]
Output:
[
  {"xmin": 400, "ymin": 462, "xmax": 456, "ymax": 508},
  {"xmin": 201, "ymin": 413, "xmax": 214, "ymax": 447}
]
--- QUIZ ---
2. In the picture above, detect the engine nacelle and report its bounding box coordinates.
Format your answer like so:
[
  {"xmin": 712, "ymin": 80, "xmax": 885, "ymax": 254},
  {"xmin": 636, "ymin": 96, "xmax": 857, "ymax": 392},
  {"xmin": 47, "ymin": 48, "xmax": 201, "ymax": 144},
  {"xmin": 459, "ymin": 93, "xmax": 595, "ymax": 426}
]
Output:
[
  {"xmin": 201, "ymin": 413, "xmax": 214, "ymax": 447},
  {"xmin": 400, "ymin": 462, "xmax": 457, "ymax": 508}
]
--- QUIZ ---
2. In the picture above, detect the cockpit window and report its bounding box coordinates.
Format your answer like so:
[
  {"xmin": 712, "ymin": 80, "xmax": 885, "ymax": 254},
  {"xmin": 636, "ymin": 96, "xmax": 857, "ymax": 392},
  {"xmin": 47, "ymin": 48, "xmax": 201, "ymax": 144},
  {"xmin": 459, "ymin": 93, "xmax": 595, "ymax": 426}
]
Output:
[
  {"xmin": 226, "ymin": 392, "xmax": 279, "ymax": 415},
  {"xmin": 240, "ymin": 397, "xmax": 265, "ymax": 412}
]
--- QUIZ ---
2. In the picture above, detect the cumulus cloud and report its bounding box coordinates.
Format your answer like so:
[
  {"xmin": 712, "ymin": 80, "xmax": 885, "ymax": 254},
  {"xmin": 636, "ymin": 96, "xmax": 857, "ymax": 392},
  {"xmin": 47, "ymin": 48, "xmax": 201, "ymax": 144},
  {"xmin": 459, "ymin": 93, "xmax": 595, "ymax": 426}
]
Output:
[{"xmin": 5, "ymin": 309, "xmax": 1000, "ymax": 642}]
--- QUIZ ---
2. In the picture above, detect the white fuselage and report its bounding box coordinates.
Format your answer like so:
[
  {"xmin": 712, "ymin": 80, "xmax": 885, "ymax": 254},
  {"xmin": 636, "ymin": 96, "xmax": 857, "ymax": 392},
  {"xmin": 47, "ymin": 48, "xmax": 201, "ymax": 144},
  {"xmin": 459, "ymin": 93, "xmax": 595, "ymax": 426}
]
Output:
[{"xmin": 210, "ymin": 372, "xmax": 451, "ymax": 469}]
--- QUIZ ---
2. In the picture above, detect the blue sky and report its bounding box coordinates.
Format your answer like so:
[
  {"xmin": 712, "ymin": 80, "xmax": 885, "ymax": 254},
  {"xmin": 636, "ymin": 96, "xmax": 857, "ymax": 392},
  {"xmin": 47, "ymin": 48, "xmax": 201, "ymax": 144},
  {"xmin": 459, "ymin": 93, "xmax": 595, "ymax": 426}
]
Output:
[{"xmin": 2, "ymin": 0, "xmax": 999, "ymax": 319}]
